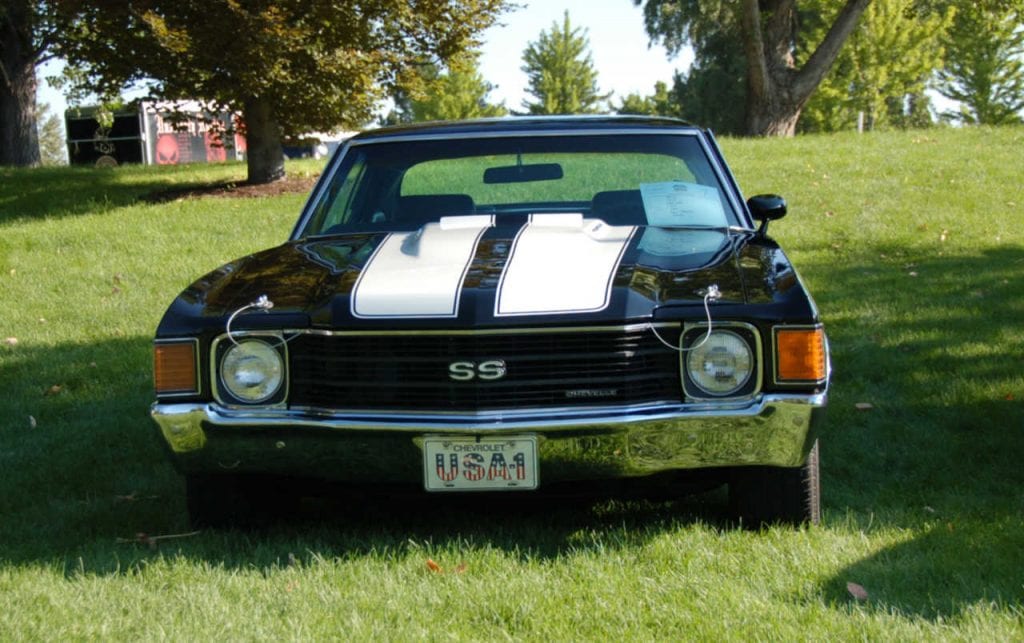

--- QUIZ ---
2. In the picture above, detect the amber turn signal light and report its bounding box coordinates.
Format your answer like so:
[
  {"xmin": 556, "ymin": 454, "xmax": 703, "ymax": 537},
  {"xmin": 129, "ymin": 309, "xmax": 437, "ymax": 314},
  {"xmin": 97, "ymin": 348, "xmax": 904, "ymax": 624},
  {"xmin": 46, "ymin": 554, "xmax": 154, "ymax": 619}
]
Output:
[
  {"xmin": 775, "ymin": 328, "xmax": 826, "ymax": 382},
  {"xmin": 154, "ymin": 341, "xmax": 198, "ymax": 394}
]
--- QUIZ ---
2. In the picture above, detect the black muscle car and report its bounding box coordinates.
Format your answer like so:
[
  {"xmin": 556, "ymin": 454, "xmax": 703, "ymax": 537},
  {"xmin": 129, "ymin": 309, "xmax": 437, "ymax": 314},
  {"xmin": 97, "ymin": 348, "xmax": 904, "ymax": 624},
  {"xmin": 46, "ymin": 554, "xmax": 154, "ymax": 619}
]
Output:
[{"xmin": 152, "ymin": 116, "xmax": 830, "ymax": 528}]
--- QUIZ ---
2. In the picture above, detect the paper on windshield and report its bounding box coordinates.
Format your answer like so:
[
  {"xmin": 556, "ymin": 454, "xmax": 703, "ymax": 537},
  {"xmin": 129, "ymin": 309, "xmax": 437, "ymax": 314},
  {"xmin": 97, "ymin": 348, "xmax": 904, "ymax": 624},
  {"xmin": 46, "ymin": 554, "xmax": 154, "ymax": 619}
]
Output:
[{"xmin": 639, "ymin": 181, "xmax": 727, "ymax": 227}]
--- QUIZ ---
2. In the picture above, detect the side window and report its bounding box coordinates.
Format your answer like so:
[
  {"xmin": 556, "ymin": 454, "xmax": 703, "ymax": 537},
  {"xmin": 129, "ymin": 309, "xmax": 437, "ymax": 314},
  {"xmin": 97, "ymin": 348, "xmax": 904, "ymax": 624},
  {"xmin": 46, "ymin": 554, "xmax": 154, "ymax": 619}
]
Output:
[{"xmin": 307, "ymin": 154, "xmax": 367, "ymax": 233}]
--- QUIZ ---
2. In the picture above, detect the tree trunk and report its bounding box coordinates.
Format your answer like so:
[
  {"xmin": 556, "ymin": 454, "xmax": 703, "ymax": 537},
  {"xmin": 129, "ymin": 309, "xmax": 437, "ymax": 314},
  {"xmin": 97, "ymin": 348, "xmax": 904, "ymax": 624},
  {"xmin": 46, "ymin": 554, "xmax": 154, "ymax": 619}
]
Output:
[
  {"xmin": 242, "ymin": 97, "xmax": 285, "ymax": 185},
  {"xmin": 1, "ymin": 5, "xmax": 42, "ymax": 167},
  {"xmin": 745, "ymin": 92, "xmax": 802, "ymax": 136},
  {"xmin": 740, "ymin": 0, "xmax": 871, "ymax": 137}
]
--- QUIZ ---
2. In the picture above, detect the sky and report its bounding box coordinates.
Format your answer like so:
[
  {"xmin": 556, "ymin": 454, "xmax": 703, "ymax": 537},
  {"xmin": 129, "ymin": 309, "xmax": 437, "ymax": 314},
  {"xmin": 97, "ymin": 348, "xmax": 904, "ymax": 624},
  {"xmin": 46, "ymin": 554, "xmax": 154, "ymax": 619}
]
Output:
[
  {"xmin": 477, "ymin": 0, "xmax": 692, "ymax": 111},
  {"xmin": 37, "ymin": 1, "xmax": 691, "ymax": 120}
]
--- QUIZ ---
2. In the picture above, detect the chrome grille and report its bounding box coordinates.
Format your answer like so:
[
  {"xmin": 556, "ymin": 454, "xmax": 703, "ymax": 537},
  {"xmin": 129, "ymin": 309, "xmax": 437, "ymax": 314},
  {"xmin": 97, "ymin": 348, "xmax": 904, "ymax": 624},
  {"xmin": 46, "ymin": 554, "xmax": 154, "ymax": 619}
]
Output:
[{"xmin": 287, "ymin": 327, "xmax": 681, "ymax": 411}]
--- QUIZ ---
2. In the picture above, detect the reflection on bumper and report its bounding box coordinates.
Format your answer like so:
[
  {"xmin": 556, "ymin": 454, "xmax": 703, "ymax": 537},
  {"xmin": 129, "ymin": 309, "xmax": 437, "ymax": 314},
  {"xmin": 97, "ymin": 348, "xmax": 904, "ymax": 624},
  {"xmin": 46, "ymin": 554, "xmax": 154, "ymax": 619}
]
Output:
[{"xmin": 151, "ymin": 394, "xmax": 827, "ymax": 485}]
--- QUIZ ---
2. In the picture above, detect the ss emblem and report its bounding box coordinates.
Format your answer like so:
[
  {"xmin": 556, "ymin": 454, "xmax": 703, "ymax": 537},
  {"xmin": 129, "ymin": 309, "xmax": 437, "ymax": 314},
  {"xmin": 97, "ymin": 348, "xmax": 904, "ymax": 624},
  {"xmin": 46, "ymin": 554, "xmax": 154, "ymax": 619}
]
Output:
[{"xmin": 448, "ymin": 360, "xmax": 507, "ymax": 381}]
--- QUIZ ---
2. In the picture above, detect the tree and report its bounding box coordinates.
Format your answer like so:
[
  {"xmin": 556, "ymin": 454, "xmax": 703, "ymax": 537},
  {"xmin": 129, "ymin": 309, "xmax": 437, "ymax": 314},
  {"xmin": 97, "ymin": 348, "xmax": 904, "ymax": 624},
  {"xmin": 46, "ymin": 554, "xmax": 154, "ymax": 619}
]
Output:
[
  {"xmin": 521, "ymin": 11, "xmax": 611, "ymax": 114},
  {"xmin": 670, "ymin": 29, "xmax": 748, "ymax": 134},
  {"xmin": 36, "ymin": 100, "xmax": 64, "ymax": 164},
  {"xmin": 800, "ymin": 0, "xmax": 952, "ymax": 132},
  {"xmin": 1, "ymin": 1, "xmax": 56, "ymax": 166},
  {"xmin": 51, "ymin": 0, "xmax": 510, "ymax": 184},
  {"xmin": 410, "ymin": 56, "xmax": 507, "ymax": 121},
  {"xmin": 616, "ymin": 81, "xmax": 675, "ymax": 116},
  {"xmin": 636, "ymin": 0, "xmax": 872, "ymax": 136},
  {"xmin": 936, "ymin": 1, "xmax": 1024, "ymax": 125}
]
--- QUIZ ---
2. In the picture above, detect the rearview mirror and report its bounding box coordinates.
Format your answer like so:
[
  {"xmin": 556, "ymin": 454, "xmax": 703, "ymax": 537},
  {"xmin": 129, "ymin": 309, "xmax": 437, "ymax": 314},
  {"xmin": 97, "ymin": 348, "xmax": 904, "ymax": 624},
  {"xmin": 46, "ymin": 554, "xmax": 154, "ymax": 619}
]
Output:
[{"xmin": 483, "ymin": 163, "xmax": 563, "ymax": 184}]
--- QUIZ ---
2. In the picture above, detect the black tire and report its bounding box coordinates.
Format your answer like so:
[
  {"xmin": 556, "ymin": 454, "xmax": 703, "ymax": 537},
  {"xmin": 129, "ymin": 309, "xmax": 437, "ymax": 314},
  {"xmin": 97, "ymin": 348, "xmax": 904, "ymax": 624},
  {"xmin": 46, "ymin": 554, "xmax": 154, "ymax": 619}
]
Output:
[
  {"xmin": 728, "ymin": 440, "xmax": 820, "ymax": 527},
  {"xmin": 185, "ymin": 474, "xmax": 287, "ymax": 529}
]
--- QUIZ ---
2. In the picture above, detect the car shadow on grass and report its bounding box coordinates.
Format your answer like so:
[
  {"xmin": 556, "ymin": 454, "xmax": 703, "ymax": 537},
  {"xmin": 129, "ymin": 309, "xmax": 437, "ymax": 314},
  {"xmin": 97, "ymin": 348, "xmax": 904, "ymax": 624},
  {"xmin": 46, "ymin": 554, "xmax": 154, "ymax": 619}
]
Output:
[
  {"xmin": 818, "ymin": 514, "xmax": 1024, "ymax": 620},
  {"xmin": 0, "ymin": 335, "xmax": 738, "ymax": 577},
  {"xmin": 803, "ymin": 244, "xmax": 1024, "ymax": 621}
]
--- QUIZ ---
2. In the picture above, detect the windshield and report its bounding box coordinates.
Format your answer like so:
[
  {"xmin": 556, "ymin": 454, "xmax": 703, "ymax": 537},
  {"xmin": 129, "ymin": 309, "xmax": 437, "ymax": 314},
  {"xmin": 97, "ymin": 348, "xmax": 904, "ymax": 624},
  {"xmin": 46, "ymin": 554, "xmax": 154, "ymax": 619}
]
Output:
[{"xmin": 298, "ymin": 133, "xmax": 739, "ymax": 238}]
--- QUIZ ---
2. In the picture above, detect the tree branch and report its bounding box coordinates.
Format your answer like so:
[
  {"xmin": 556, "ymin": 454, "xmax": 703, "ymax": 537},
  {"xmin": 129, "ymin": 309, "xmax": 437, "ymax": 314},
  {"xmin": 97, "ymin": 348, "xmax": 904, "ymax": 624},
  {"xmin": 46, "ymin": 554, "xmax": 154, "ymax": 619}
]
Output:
[{"xmin": 792, "ymin": 0, "xmax": 872, "ymax": 101}]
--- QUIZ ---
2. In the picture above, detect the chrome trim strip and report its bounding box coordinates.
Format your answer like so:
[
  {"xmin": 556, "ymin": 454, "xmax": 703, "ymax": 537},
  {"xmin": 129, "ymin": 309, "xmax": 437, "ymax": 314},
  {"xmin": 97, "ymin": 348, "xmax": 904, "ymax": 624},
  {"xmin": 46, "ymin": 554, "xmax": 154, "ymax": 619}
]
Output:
[
  {"xmin": 153, "ymin": 391, "xmax": 827, "ymax": 435},
  {"xmin": 256, "ymin": 322, "xmax": 676, "ymax": 337},
  {"xmin": 290, "ymin": 138, "xmax": 352, "ymax": 240},
  {"xmin": 153, "ymin": 337, "xmax": 201, "ymax": 398},
  {"xmin": 680, "ymin": 321, "xmax": 764, "ymax": 402},
  {"xmin": 345, "ymin": 127, "xmax": 704, "ymax": 145},
  {"xmin": 693, "ymin": 134, "xmax": 749, "ymax": 229},
  {"xmin": 288, "ymin": 398, "xmax": 693, "ymax": 419},
  {"xmin": 703, "ymin": 131, "xmax": 753, "ymax": 229}
]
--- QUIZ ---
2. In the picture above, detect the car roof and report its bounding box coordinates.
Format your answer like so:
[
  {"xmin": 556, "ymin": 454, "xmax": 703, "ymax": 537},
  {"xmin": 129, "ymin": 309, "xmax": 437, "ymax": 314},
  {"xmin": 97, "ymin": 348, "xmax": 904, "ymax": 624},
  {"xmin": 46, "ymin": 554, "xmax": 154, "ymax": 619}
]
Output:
[{"xmin": 349, "ymin": 115, "xmax": 700, "ymax": 142}]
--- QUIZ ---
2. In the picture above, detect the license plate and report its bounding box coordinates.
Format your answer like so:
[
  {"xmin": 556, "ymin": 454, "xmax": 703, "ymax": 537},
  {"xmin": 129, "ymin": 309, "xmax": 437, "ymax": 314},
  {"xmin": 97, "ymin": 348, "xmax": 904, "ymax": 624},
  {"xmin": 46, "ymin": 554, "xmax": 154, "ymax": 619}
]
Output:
[{"xmin": 423, "ymin": 436, "xmax": 538, "ymax": 491}]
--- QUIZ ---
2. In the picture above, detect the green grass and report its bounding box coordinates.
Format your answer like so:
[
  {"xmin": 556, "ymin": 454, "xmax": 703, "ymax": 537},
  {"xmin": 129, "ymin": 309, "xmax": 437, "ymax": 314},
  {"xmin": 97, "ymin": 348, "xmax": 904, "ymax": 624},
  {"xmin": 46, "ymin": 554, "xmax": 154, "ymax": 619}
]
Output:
[
  {"xmin": 1, "ymin": 130, "xmax": 1023, "ymax": 640},
  {"xmin": 401, "ymin": 152, "xmax": 693, "ymax": 202}
]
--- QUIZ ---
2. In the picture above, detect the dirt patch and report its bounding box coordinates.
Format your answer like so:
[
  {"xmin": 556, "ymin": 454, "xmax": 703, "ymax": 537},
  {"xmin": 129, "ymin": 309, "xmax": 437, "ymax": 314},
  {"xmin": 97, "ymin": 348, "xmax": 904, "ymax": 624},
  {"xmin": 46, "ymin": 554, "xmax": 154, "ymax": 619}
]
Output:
[{"xmin": 143, "ymin": 173, "xmax": 319, "ymax": 203}]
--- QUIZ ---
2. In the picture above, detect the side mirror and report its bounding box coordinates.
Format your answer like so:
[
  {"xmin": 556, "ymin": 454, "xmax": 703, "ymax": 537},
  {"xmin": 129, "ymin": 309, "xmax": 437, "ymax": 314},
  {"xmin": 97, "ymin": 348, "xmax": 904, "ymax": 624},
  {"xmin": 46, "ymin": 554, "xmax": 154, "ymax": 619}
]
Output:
[{"xmin": 747, "ymin": 194, "xmax": 787, "ymax": 236}]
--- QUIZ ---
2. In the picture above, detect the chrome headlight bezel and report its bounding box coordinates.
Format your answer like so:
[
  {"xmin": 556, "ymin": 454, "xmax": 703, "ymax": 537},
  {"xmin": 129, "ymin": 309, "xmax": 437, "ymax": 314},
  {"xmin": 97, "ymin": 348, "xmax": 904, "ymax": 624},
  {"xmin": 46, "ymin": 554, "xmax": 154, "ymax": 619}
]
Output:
[
  {"xmin": 212, "ymin": 333, "xmax": 288, "ymax": 407},
  {"xmin": 680, "ymin": 322, "xmax": 762, "ymax": 401}
]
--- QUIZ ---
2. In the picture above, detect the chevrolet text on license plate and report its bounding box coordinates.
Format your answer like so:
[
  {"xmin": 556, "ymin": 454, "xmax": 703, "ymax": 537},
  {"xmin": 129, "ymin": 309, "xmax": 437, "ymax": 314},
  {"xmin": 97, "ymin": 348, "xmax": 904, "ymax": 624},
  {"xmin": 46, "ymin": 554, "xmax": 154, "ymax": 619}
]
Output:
[{"xmin": 423, "ymin": 436, "xmax": 538, "ymax": 491}]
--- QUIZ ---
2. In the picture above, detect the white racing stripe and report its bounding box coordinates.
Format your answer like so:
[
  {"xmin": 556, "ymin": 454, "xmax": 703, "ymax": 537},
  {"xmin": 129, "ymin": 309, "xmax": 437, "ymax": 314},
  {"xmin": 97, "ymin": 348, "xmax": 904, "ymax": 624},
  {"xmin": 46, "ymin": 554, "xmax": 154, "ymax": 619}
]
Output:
[
  {"xmin": 495, "ymin": 216, "xmax": 636, "ymax": 316},
  {"xmin": 351, "ymin": 222, "xmax": 490, "ymax": 318}
]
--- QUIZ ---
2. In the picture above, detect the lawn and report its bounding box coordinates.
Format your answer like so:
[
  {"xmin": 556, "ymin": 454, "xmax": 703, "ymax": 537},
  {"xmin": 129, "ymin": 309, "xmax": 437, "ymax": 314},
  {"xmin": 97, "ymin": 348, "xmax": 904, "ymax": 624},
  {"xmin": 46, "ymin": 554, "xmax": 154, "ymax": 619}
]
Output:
[{"xmin": 1, "ymin": 128, "xmax": 1022, "ymax": 640}]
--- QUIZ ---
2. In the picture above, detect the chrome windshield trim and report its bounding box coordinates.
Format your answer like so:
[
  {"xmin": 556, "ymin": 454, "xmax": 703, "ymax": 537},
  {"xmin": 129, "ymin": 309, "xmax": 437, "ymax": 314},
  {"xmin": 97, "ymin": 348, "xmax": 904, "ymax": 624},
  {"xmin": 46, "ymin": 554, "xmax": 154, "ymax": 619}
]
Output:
[
  {"xmin": 291, "ymin": 127, "xmax": 752, "ymax": 238},
  {"xmin": 345, "ymin": 127, "xmax": 704, "ymax": 145}
]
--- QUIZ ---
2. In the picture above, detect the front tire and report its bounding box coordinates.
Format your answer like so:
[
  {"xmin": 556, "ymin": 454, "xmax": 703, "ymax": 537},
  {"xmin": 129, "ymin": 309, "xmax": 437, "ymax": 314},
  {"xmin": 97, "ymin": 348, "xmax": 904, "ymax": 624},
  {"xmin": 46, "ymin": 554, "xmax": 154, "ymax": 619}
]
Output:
[{"xmin": 728, "ymin": 440, "xmax": 820, "ymax": 527}]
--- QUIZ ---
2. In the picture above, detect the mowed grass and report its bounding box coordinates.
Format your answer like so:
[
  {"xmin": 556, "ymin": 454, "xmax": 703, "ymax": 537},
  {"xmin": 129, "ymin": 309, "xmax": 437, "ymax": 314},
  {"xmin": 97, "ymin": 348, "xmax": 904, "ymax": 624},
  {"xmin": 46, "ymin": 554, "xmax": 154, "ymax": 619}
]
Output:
[{"xmin": 1, "ymin": 128, "xmax": 1022, "ymax": 639}]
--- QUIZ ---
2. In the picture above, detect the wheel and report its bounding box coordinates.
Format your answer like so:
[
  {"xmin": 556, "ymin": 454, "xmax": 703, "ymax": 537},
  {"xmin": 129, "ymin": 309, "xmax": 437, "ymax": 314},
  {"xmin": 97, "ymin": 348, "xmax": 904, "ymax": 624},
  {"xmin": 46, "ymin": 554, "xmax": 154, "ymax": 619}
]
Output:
[
  {"xmin": 728, "ymin": 440, "xmax": 820, "ymax": 527},
  {"xmin": 185, "ymin": 474, "xmax": 287, "ymax": 529}
]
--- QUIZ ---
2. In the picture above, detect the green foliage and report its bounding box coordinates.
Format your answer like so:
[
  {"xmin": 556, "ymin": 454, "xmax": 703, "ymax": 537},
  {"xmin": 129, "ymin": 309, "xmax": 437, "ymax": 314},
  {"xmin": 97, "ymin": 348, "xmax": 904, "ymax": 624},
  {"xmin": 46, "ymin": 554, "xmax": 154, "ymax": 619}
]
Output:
[
  {"xmin": 2, "ymin": 130, "xmax": 1024, "ymax": 637},
  {"xmin": 935, "ymin": 2, "xmax": 1024, "ymax": 125},
  {"xmin": 50, "ymin": 0, "xmax": 510, "ymax": 181},
  {"xmin": 615, "ymin": 81, "xmax": 676, "ymax": 117},
  {"xmin": 636, "ymin": 0, "xmax": 874, "ymax": 136},
  {"xmin": 520, "ymin": 11, "xmax": 611, "ymax": 115},
  {"xmin": 410, "ymin": 56, "xmax": 507, "ymax": 122},
  {"xmin": 670, "ymin": 29, "xmax": 747, "ymax": 134},
  {"xmin": 35, "ymin": 101, "xmax": 66, "ymax": 165},
  {"xmin": 634, "ymin": 0, "xmax": 737, "ymax": 55},
  {"xmin": 800, "ymin": 0, "xmax": 952, "ymax": 132},
  {"xmin": 53, "ymin": 0, "xmax": 509, "ymax": 132}
]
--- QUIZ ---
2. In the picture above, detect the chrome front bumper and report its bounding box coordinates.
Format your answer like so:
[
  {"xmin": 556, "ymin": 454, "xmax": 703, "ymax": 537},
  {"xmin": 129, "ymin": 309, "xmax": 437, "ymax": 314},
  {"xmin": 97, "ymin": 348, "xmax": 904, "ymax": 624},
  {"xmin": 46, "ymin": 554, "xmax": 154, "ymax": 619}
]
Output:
[{"xmin": 151, "ymin": 393, "xmax": 827, "ymax": 485}]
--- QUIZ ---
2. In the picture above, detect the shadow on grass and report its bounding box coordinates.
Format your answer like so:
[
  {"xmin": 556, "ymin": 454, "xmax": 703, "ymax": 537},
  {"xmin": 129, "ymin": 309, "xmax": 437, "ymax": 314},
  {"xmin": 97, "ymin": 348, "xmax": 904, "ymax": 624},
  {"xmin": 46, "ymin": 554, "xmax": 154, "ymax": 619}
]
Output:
[
  {"xmin": 822, "ymin": 518, "xmax": 1024, "ymax": 620},
  {"xmin": 0, "ymin": 164, "xmax": 242, "ymax": 225},
  {"xmin": 0, "ymin": 336, "xmax": 733, "ymax": 577},
  {"xmin": 804, "ymin": 244, "xmax": 1024, "ymax": 620},
  {"xmin": 1, "ymin": 240, "xmax": 1021, "ymax": 625}
]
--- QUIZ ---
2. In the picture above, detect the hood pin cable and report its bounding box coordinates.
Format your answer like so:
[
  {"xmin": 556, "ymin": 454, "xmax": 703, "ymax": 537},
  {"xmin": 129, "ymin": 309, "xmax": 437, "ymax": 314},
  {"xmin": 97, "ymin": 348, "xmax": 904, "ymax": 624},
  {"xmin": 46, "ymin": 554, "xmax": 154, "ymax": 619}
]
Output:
[
  {"xmin": 648, "ymin": 284, "xmax": 721, "ymax": 353},
  {"xmin": 225, "ymin": 294, "xmax": 296, "ymax": 347}
]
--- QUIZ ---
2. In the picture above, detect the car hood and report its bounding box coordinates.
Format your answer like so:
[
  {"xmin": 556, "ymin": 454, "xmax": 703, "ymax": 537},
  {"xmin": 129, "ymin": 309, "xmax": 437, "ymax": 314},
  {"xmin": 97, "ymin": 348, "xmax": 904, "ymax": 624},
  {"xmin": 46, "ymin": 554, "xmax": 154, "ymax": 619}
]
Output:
[{"xmin": 161, "ymin": 218, "xmax": 813, "ymax": 334}]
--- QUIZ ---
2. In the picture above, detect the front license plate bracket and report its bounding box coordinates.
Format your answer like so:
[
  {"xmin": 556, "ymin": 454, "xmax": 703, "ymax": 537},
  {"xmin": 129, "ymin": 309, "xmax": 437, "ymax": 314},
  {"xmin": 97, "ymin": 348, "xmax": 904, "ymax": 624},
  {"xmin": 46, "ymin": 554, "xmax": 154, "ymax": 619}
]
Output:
[{"xmin": 422, "ymin": 436, "xmax": 538, "ymax": 491}]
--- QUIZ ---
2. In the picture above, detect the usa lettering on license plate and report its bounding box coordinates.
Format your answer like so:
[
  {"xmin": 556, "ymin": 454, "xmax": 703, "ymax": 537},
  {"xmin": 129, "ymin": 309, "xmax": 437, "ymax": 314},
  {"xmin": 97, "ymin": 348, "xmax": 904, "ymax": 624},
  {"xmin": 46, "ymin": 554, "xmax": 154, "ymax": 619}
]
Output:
[{"xmin": 423, "ymin": 436, "xmax": 538, "ymax": 491}]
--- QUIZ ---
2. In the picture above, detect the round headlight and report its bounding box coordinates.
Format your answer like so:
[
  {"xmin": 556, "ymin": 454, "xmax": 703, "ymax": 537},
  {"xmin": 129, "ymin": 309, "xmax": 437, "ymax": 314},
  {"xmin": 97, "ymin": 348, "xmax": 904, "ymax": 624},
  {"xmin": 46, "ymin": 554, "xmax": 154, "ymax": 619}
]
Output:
[
  {"xmin": 686, "ymin": 330, "xmax": 754, "ymax": 397},
  {"xmin": 220, "ymin": 339, "xmax": 283, "ymax": 403}
]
